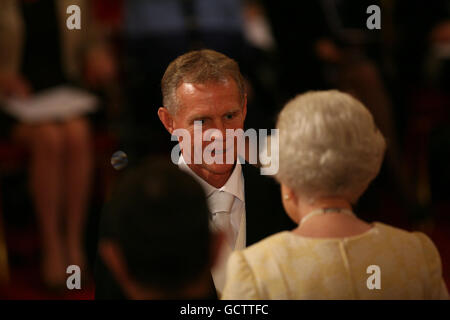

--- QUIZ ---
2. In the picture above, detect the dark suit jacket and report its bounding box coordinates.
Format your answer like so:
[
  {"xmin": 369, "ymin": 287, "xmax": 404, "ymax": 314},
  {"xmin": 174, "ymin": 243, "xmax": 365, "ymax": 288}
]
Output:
[
  {"xmin": 241, "ymin": 162, "xmax": 296, "ymax": 246},
  {"xmin": 94, "ymin": 161, "xmax": 295, "ymax": 299}
]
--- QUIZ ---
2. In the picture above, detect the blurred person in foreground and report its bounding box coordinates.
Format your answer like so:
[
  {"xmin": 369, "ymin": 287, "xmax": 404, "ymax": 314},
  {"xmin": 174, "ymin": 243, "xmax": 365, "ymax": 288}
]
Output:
[
  {"xmin": 222, "ymin": 90, "xmax": 449, "ymax": 299},
  {"xmin": 97, "ymin": 157, "xmax": 220, "ymax": 299}
]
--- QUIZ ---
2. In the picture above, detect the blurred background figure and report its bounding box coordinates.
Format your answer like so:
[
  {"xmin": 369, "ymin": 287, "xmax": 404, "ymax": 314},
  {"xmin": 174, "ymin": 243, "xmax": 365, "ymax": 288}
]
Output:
[
  {"xmin": 393, "ymin": 0, "xmax": 450, "ymax": 225},
  {"xmin": 96, "ymin": 157, "xmax": 221, "ymax": 299},
  {"xmin": 262, "ymin": 0, "xmax": 417, "ymax": 222},
  {"xmin": 0, "ymin": 0, "xmax": 116, "ymax": 293},
  {"xmin": 223, "ymin": 91, "xmax": 449, "ymax": 299}
]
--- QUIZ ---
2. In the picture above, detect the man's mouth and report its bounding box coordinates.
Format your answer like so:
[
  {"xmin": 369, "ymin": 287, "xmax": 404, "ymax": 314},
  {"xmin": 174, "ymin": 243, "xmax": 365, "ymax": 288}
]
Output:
[
  {"xmin": 210, "ymin": 144, "xmax": 233, "ymax": 155},
  {"xmin": 211, "ymin": 147, "xmax": 230, "ymax": 155}
]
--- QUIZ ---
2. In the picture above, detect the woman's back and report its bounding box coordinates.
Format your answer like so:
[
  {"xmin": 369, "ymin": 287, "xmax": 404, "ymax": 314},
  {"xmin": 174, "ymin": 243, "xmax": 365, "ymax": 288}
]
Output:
[{"xmin": 222, "ymin": 222, "xmax": 449, "ymax": 299}]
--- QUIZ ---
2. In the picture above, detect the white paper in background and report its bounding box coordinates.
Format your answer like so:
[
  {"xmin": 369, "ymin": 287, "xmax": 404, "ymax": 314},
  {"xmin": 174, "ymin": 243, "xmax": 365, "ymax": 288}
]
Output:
[{"xmin": 1, "ymin": 86, "xmax": 98, "ymax": 124}]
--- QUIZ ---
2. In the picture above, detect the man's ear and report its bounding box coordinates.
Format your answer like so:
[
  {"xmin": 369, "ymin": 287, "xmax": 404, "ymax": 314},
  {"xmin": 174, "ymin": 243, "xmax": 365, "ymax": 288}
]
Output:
[{"xmin": 157, "ymin": 107, "xmax": 175, "ymax": 134}]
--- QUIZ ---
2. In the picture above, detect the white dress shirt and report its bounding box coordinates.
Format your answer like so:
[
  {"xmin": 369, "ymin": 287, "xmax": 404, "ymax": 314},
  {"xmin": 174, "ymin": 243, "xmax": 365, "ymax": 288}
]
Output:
[{"xmin": 178, "ymin": 155, "xmax": 246, "ymax": 294}]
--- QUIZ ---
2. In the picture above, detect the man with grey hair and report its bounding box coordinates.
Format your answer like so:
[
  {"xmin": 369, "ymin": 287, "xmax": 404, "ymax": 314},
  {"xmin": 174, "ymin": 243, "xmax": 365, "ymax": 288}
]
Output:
[{"xmin": 157, "ymin": 49, "xmax": 294, "ymax": 295}]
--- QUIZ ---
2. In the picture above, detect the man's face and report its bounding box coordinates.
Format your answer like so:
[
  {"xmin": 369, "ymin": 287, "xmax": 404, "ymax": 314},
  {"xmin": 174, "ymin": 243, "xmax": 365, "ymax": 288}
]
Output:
[{"xmin": 171, "ymin": 79, "xmax": 246, "ymax": 175}]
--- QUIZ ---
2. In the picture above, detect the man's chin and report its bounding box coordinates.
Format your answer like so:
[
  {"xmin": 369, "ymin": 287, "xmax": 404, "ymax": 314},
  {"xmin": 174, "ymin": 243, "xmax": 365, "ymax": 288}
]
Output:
[{"xmin": 201, "ymin": 162, "xmax": 235, "ymax": 175}]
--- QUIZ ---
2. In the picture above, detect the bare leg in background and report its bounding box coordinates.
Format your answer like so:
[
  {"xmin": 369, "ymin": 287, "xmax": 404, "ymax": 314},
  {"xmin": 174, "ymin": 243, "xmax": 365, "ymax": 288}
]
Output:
[
  {"xmin": 63, "ymin": 117, "xmax": 93, "ymax": 271},
  {"xmin": 12, "ymin": 123, "xmax": 67, "ymax": 286}
]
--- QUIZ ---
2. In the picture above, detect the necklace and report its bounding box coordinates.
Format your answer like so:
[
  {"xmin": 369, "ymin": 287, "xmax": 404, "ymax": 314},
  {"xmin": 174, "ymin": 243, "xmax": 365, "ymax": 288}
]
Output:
[{"xmin": 299, "ymin": 207, "xmax": 354, "ymax": 227}]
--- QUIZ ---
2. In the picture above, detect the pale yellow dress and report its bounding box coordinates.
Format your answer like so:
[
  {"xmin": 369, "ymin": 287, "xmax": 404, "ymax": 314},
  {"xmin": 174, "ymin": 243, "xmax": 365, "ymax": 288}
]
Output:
[{"xmin": 222, "ymin": 222, "xmax": 449, "ymax": 299}]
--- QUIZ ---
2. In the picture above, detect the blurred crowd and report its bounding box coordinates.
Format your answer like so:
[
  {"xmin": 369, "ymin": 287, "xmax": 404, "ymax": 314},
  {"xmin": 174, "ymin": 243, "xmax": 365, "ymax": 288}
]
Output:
[{"xmin": 0, "ymin": 0, "xmax": 449, "ymax": 298}]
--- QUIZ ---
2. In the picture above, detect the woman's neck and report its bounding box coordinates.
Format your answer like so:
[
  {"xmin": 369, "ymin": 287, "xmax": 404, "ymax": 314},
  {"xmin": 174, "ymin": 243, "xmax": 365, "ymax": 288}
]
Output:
[
  {"xmin": 297, "ymin": 198, "xmax": 352, "ymax": 221},
  {"xmin": 293, "ymin": 198, "xmax": 372, "ymax": 238}
]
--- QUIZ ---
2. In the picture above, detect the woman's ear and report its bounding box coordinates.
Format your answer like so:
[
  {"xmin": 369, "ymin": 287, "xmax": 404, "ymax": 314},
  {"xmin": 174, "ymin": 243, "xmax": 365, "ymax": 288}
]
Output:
[{"xmin": 280, "ymin": 184, "xmax": 300, "ymax": 224}]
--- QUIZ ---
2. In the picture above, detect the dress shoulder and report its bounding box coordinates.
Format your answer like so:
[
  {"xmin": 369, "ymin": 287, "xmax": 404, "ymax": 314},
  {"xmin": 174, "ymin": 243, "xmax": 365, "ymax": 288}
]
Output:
[
  {"xmin": 221, "ymin": 250, "xmax": 261, "ymax": 300},
  {"xmin": 412, "ymin": 231, "xmax": 449, "ymax": 299}
]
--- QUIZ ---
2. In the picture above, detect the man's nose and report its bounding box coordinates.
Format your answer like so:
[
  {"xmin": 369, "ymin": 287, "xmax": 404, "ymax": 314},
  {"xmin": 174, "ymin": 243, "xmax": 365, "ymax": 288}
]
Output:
[{"xmin": 211, "ymin": 120, "xmax": 227, "ymax": 138}]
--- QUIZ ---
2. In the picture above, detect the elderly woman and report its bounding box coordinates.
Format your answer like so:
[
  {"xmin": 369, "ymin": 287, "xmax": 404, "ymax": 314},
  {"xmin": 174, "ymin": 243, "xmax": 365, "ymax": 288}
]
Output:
[{"xmin": 222, "ymin": 90, "xmax": 449, "ymax": 299}]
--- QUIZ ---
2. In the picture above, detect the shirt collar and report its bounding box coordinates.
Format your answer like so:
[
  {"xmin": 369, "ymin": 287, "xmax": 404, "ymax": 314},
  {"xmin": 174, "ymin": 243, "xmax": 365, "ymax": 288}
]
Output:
[{"xmin": 178, "ymin": 154, "xmax": 244, "ymax": 202}]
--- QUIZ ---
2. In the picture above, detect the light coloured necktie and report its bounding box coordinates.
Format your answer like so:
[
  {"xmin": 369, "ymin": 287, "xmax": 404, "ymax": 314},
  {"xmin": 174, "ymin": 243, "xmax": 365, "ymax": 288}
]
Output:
[{"xmin": 207, "ymin": 190, "xmax": 236, "ymax": 249}]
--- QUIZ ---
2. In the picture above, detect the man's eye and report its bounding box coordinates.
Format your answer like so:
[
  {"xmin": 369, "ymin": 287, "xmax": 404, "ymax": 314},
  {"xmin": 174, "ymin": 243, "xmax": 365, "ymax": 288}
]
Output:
[{"xmin": 225, "ymin": 114, "xmax": 234, "ymax": 120}]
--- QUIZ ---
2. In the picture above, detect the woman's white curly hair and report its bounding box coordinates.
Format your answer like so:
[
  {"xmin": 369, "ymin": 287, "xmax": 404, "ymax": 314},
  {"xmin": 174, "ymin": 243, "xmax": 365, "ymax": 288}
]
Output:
[{"xmin": 275, "ymin": 90, "xmax": 386, "ymax": 204}]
